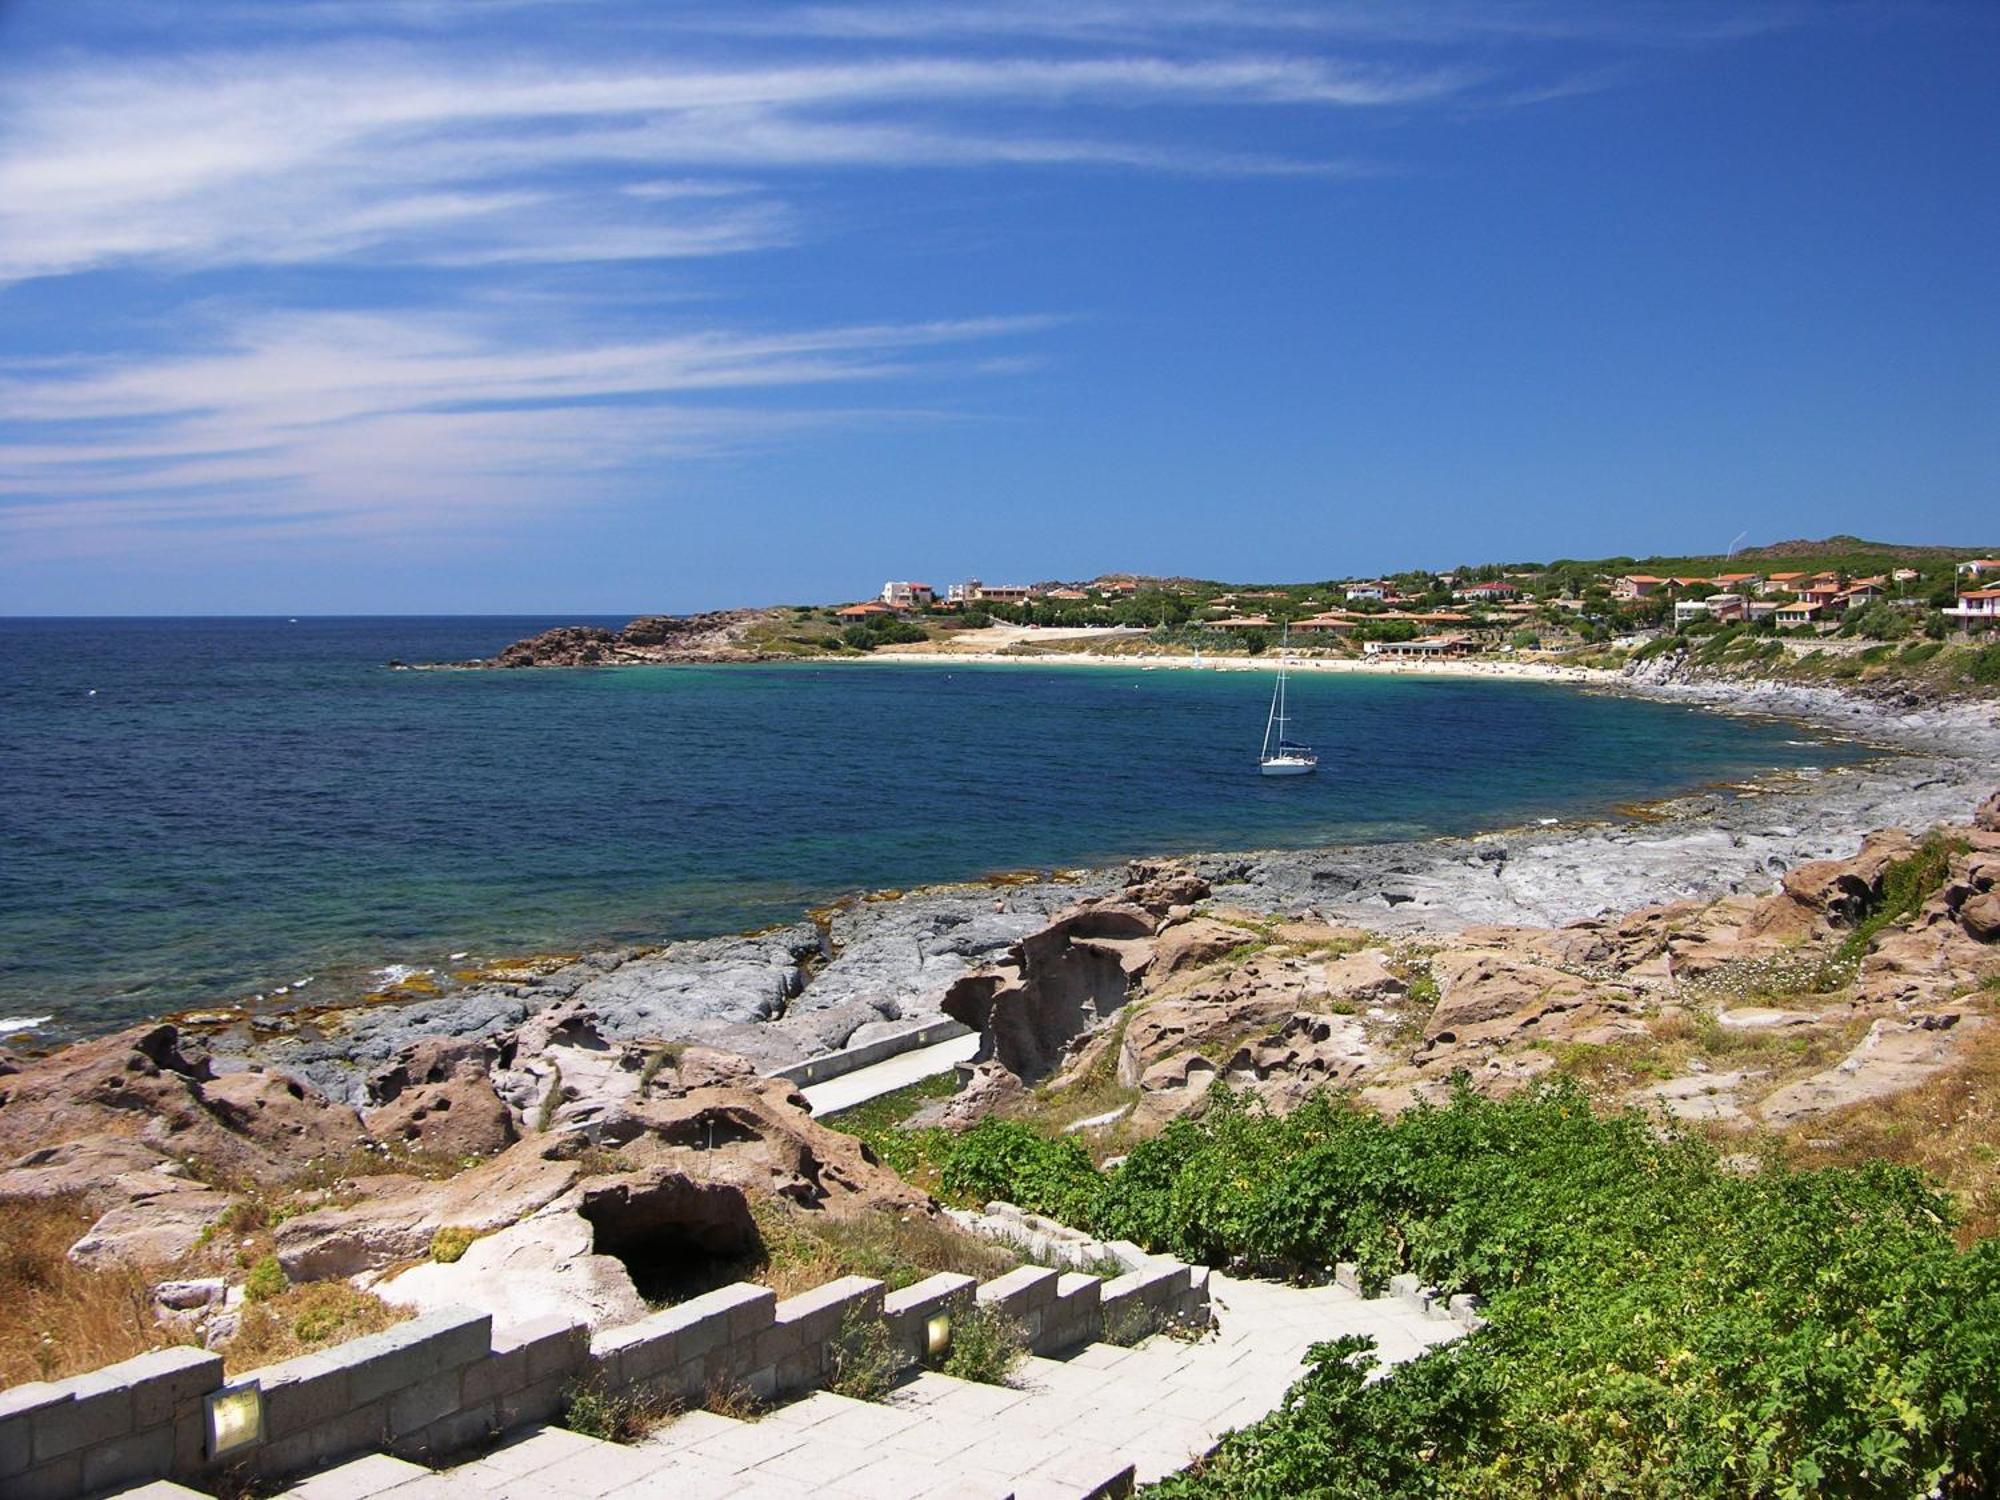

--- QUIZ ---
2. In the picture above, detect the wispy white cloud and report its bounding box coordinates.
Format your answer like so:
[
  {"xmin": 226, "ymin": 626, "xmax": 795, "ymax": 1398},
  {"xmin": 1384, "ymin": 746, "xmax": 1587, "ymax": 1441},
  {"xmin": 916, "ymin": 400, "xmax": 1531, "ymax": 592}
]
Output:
[
  {"xmin": 0, "ymin": 308, "xmax": 1055, "ymax": 557},
  {"xmin": 0, "ymin": 48, "xmax": 1460, "ymax": 286}
]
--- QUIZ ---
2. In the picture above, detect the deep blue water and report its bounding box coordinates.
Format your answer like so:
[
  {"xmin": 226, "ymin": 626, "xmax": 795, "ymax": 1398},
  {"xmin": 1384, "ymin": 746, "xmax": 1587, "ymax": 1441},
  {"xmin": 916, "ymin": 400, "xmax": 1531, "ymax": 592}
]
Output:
[{"xmin": 0, "ymin": 617, "xmax": 1864, "ymax": 1037}]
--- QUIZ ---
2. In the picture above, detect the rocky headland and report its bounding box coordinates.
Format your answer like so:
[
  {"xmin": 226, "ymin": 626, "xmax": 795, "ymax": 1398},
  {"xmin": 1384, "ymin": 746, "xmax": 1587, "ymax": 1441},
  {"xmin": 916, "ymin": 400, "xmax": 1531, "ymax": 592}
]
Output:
[{"xmin": 450, "ymin": 610, "xmax": 768, "ymax": 668}]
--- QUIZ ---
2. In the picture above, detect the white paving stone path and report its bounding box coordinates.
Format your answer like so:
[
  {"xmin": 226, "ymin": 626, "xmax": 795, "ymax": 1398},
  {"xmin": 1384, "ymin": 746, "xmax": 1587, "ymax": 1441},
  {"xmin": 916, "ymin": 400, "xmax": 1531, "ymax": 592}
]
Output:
[{"xmin": 245, "ymin": 1274, "xmax": 1455, "ymax": 1500}]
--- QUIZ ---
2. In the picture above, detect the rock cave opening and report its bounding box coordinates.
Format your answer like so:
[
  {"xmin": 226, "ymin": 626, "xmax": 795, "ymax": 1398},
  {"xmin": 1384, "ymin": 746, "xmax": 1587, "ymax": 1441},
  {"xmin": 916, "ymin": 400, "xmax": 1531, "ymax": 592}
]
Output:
[{"xmin": 578, "ymin": 1173, "xmax": 765, "ymax": 1305}]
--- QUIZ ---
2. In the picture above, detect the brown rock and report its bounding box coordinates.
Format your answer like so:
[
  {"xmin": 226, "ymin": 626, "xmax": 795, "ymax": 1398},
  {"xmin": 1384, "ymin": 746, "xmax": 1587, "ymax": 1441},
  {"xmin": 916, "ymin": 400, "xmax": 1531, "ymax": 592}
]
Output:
[
  {"xmin": 202, "ymin": 1069, "xmax": 366, "ymax": 1159},
  {"xmin": 1117, "ymin": 961, "xmax": 1304, "ymax": 1088},
  {"xmin": 607, "ymin": 1075, "xmax": 932, "ymax": 1220},
  {"xmin": 0, "ymin": 1135, "xmax": 181, "ymax": 1208},
  {"xmin": 1758, "ymin": 1013, "xmax": 1983, "ymax": 1124},
  {"xmin": 274, "ymin": 1140, "xmax": 582, "ymax": 1280},
  {"xmin": 68, "ymin": 1183, "xmax": 237, "ymax": 1270},
  {"xmin": 1318, "ymin": 950, "xmax": 1408, "ymax": 1003},
  {"xmin": 364, "ymin": 1039, "xmax": 515, "ymax": 1157},
  {"xmin": 1147, "ymin": 918, "xmax": 1254, "ymax": 984},
  {"xmin": 1744, "ymin": 828, "xmax": 1918, "ymax": 941},
  {"xmin": 0, "ymin": 1023, "xmax": 358, "ymax": 1187},
  {"xmin": 931, "ymin": 1060, "xmax": 1025, "ymax": 1131},
  {"xmin": 1963, "ymin": 890, "xmax": 2000, "ymax": 943},
  {"xmin": 1974, "ymin": 787, "xmax": 2000, "ymax": 833},
  {"xmin": 1419, "ymin": 948, "xmax": 1642, "ymax": 1060},
  {"xmin": 1123, "ymin": 859, "xmax": 1211, "ymax": 916},
  {"xmin": 942, "ymin": 903, "xmax": 1157, "ymax": 1081}
]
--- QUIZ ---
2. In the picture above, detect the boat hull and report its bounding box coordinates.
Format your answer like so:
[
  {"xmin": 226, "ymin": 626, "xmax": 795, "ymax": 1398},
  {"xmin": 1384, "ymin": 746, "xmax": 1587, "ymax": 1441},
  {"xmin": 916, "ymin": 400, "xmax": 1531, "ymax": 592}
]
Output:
[{"xmin": 1259, "ymin": 757, "xmax": 1317, "ymax": 776}]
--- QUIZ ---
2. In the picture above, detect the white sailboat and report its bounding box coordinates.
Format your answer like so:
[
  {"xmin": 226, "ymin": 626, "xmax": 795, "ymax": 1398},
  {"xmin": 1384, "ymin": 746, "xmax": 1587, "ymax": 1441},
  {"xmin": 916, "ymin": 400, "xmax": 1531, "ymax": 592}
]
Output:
[{"xmin": 1258, "ymin": 628, "xmax": 1317, "ymax": 776}]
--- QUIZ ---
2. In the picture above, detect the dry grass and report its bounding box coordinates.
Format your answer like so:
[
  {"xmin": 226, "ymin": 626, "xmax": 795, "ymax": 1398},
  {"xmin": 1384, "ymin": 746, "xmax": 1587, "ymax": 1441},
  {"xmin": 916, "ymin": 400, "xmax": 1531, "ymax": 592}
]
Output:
[
  {"xmin": 1541, "ymin": 1007, "xmax": 1870, "ymax": 1098},
  {"xmin": 1774, "ymin": 1010, "xmax": 2000, "ymax": 1246},
  {"xmin": 223, "ymin": 1281, "xmax": 410, "ymax": 1374},
  {"xmin": 0, "ymin": 1194, "xmax": 185, "ymax": 1386},
  {"xmin": 748, "ymin": 1199, "xmax": 1021, "ymax": 1301}
]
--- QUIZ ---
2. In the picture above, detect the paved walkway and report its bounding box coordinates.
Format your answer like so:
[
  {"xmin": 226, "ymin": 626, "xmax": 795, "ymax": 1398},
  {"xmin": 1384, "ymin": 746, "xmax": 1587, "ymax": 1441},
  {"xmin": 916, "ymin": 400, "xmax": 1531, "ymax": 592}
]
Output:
[
  {"xmin": 800, "ymin": 1031, "xmax": 981, "ymax": 1117},
  {"xmin": 254, "ymin": 1273, "xmax": 1455, "ymax": 1500}
]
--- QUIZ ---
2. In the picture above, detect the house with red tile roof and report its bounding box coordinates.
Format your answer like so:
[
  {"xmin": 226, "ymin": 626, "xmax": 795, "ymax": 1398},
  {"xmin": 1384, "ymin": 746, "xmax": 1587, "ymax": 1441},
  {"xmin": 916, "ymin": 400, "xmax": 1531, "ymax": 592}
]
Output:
[{"xmin": 1943, "ymin": 588, "xmax": 2000, "ymax": 623}]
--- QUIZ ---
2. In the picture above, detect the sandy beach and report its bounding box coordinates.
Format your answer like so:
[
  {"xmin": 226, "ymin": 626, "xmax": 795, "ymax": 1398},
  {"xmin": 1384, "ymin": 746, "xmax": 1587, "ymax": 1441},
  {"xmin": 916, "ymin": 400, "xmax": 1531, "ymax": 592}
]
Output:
[{"xmin": 849, "ymin": 627, "xmax": 1618, "ymax": 686}]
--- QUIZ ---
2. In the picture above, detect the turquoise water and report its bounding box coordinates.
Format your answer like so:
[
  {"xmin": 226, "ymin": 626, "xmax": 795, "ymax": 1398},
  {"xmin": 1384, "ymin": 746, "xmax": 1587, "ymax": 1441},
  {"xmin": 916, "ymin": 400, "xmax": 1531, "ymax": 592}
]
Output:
[{"xmin": 0, "ymin": 618, "xmax": 1864, "ymax": 1036}]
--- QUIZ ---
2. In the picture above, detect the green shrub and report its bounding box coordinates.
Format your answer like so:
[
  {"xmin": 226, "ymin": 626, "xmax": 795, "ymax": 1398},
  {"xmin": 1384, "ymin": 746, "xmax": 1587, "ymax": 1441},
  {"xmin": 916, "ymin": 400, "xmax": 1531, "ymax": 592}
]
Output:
[
  {"xmin": 560, "ymin": 1380, "xmax": 667, "ymax": 1443},
  {"xmin": 242, "ymin": 1255, "xmax": 287, "ymax": 1304},
  {"xmin": 826, "ymin": 1307, "xmax": 902, "ymax": 1401},
  {"xmin": 938, "ymin": 1119, "xmax": 1105, "ymax": 1226},
  {"xmin": 942, "ymin": 1301, "xmax": 1025, "ymax": 1385},
  {"xmin": 429, "ymin": 1226, "xmax": 477, "ymax": 1264}
]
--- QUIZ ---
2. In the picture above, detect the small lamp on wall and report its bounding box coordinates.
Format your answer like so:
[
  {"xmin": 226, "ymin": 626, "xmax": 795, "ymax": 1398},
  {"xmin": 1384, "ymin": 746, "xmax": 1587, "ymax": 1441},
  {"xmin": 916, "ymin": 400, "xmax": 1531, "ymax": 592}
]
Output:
[
  {"xmin": 925, "ymin": 1312, "xmax": 952, "ymax": 1358},
  {"xmin": 205, "ymin": 1381, "xmax": 265, "ymax": 1460}
]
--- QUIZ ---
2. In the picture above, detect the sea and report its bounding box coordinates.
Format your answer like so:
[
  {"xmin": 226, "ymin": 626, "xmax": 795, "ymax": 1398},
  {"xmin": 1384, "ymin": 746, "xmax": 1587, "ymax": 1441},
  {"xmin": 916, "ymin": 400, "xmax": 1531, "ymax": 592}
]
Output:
[{"xmin": 0, "ymin": 617, "xmax": 1869, "ymax": 1039}]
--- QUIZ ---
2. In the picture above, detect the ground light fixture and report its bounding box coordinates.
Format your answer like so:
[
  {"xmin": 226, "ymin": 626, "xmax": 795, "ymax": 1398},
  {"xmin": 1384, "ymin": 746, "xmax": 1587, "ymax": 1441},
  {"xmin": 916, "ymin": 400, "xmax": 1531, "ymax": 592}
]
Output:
[
  {"xmin": 205, "ymin": 1380, "xmax": 265, "ymax": 1460},
  {"xmin": 926, "ymin": 1312, "xmax": 952, "ymax": 1358}
]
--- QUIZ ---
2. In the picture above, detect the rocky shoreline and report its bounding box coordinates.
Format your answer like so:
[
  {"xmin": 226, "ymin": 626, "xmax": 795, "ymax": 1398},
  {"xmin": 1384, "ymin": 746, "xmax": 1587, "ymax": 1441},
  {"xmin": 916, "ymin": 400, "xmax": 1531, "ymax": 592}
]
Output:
[
  {"xmin": 1, "ymin": 664, "xmax": 1994, "ymax": 1382},
  {"xmin": 146, "ymin": 662, "xmax": 1994, "ymax": 1108}
]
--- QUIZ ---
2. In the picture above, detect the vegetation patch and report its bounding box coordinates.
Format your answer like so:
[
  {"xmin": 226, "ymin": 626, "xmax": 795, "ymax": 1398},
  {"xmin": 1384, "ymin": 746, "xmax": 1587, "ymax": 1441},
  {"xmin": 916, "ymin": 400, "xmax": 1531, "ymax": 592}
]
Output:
[
  {"xmin": 746, "ymin": 1198, "xmax": 1021, "ymax": 1300},
  {"xmin": 1833, "ymin": 831, "xmax": 1970, "ymax": 968},
  {"xmin": 561, "ymin": 1378, "xmax": 673, "ymax": 1443},
  {"xmin": 826, "ymin": 1306, "xmax": 902, "ymax": 1401},
  {"xmin": 242, "ymin": 1253, "xmax": 287, "ymax": 1303},
  {"xmin": 224, "ymin": 1281, "xmax": 408, "ymax": 1374},
  {"xmin": 931, "ymin": 1083, "xmax": 2000, "ymax": 1497},
  {"xmin": 0, "ymin": 1194, "xmax": 176, "ymax": 1385},
  {"xmin": 941, "ymin": 1301, "xmax": 1026, "ymax": 1385},
  {"xmin": 429, "ymin": 1225, "xmax": 479, "ymax": 1263}
]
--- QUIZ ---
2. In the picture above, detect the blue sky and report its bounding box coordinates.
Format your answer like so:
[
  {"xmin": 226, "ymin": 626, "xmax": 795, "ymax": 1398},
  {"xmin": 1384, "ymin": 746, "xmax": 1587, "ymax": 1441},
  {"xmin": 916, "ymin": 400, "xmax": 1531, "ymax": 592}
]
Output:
[{"xmin": 0, "ymin": 1, "xmax": 1993, "ymax": 614}]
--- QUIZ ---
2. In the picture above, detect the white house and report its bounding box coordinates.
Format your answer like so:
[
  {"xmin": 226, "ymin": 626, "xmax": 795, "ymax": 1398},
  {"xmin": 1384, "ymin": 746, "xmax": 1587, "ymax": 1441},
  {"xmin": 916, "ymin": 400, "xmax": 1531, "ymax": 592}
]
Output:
[
  {"xmin": 881, "ymin": 581, "xmax": 936, "ymax": 608},
  {"xmin": 1942, "ymin": 588, "xmax": 2000, "ymax": 623},
  {"xmin": 1673, "ymin": 593, "xmax": 1745, "ymax": 626}
]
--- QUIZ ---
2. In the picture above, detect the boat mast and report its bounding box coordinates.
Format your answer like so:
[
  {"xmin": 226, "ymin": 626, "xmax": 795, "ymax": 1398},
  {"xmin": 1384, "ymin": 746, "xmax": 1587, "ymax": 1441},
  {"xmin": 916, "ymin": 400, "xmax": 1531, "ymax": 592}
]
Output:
[
  {"xmin": 1263, "ymin": 628, "xmax": 1289, "ymax": 760},
  {"xmin": 1262, "ymin": 665, "xmax": 1281, "ymax": 760}
]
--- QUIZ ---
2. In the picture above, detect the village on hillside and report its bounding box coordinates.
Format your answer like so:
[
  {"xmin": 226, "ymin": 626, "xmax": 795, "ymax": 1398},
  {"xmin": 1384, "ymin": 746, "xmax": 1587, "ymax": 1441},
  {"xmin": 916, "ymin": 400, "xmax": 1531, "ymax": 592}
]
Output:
[{"xmin": 813, "ymin": 549, "xmax": 2000, "ymax": 661}]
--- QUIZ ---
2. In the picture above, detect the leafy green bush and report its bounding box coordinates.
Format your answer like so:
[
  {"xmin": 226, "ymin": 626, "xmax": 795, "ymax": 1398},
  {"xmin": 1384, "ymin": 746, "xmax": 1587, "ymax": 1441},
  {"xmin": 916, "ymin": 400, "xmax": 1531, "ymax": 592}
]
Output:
[
  {"xmin": 941, "ymin": 1302, "xmax": 1025, "ymax": 1385},
  {"xmin": 1966, "ymin": 643, "xmax": 2000, "ymax": 687},
  {"xmin": 242, "ymin": 1254, "xmax": 287, "ymax": 1303},
  {"xmin": 938, "ymin": 1085, "xmax": 2000, "ymax": 1497},
  {"xmin": 841, "ymin": 618, "xmax": 928, "ymax": 651},
  {"xmin": 938, "ymin": 1119, "xmax": 1105, "ymax": 1226}
]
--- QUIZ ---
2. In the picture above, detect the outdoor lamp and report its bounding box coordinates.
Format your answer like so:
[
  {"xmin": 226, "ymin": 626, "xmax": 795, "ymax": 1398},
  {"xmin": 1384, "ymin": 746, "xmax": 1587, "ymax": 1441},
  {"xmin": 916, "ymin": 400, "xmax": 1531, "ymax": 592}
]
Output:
[
  {"xmin": 926, "ymin": 1312, "xmax": 952, "ymax": 1357},
  {"xmin": 205, "ymin": 1381, "xmax": 264, "ymax": 1460}
]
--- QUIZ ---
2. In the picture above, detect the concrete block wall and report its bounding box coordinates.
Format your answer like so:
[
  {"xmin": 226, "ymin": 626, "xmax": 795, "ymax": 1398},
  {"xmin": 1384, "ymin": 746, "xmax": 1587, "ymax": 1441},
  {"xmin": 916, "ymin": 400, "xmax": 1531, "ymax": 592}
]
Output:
[
  {"xmin": 1, "ymin": 1252, "xmax": 1208, "ymax": 1499},
  {"xmin": 0, "ymin": 1347, "xmax": 219, "ymax": 1500}
]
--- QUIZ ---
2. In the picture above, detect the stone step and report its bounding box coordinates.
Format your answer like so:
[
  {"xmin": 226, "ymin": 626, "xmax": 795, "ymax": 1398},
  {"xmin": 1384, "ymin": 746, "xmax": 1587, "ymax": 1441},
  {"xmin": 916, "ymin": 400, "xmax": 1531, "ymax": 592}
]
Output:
[
  {"xmin": 266, "ymin": 1270, "xmax": 1452, "ymax": 1500},
  {"xmin": 272, "ymin": 1452, "xmax": 435, "ymax": 1499}
]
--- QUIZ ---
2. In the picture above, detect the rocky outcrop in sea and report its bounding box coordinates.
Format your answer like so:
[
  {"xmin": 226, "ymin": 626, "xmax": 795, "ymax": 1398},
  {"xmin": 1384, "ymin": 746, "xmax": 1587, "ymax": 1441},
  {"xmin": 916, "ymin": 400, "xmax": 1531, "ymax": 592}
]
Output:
[{"xmin": 467, "ymin": 610, "xmax": 768, "ymax": 667}]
